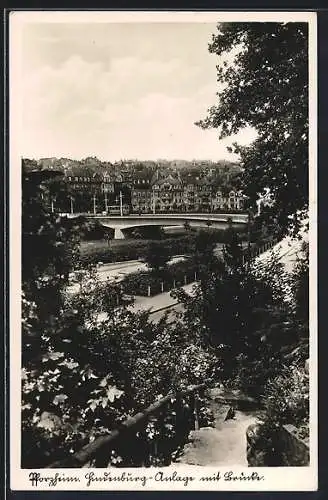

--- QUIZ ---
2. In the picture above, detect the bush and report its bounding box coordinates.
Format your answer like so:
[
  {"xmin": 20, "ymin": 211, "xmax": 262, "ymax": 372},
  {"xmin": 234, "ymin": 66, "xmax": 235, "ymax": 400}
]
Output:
[
  {"xmin": 261, "ymin": 363, "xmax": 309, "ymax": 434},
  {"xmin": 249, "ymin": 362, "xmax": 310, "ymax": 466},
  {"xmin": 121, "ymin": 260, "xmax": 199, "ymax": 296},
  {"xmin": 79, "ymin": 236, "xmax": 197, "ymax": 266},
  {"xmin": 22, "ymin": 268, "xmax": 218, "ymax": 468}
]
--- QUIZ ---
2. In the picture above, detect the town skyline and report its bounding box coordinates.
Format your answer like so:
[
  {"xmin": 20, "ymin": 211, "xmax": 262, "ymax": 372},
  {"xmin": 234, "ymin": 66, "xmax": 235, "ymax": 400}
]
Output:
[{"xmin": 23, "ymin": 155, "xmax": 241, "ymax": 164}]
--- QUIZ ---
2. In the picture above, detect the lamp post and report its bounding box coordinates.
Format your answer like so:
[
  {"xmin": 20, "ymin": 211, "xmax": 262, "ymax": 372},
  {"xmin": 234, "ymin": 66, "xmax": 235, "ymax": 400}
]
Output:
[
  {"xmin": 119, "ymin": 190, "xmax": 123, "ymax": 217},
  {"xmin": 104, "ymin": 192, "xmax": 108, "ymax": 213}
]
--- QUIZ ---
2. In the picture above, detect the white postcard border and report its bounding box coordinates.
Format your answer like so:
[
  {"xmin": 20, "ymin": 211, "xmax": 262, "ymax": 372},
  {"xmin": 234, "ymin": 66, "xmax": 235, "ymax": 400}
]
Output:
[{"xmin": 9, "ymin": 9, "xmax": 318, "ymax": 492}]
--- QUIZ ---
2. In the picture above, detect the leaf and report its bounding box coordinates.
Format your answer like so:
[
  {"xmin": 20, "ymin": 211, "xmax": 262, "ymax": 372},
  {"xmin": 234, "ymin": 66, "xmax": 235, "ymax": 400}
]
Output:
[
  {"xmin": 106, "ymin": 386, "xmax": 124, "ymax": 403},
  {"xmin": 42, "ymin": 352, "xmax": 64, "ymax": 363},
  {"xmin": 88, "ymin": 400, "xmax": 98, "ymax": 412},
  {"xmin": 101, "ymin": 397, "xmax": 108, "ymax": 408},
  {"xmin": 86, "ymin": 369, "xmax": 98, "ymax": 379},
  {"xmin": 59, "ymin": 360, "xmax": 79, "ymax": 369},
  {"xmin": 53, "ymin": 394, "xmax": 68, "ymax": 405},
  {"xmin": 99, "ymin": 377, "xmax": 108, "ymax": 387}
]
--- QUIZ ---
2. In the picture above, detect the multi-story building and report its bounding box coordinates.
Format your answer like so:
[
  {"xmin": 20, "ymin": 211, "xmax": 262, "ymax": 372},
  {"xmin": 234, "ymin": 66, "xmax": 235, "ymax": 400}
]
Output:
[
  {"xmin": 212, "ymin": 189, "xmax": 245, "ymax": 211},
  {"xmin": 62, "ymin": 167, "xmax": 116, "ymax": 213},
  {"xmin": 34, "ymin": 157, "xmax": 246, "ymax": 215},
  {"xmin": 194, "ymin": 178, "xmax": 213, "ymax": 212},
  {"xmin": 181, "ymin": 174, "xmax": 213, "ymax": 212},
  {"xmin": 131, "ymin": 174, "xmax": 153, "ymax": 213},
  {"xmin": 151, "ymin": 173, "xmax": 184, "ymax": 213}
]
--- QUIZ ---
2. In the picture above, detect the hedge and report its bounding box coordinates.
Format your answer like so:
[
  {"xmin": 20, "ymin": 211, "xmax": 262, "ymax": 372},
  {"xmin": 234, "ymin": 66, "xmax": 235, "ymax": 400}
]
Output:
[
  {"xmin": 121, "ymin": 260, "xmax": 199, "ymax": 297},
  {"xmin": 79, "ymin": 228, "xmax": 248, "ymax": 267},
  {"xmin": 79, "ymin": 236, "xmax": 196, "ymax": 266}
]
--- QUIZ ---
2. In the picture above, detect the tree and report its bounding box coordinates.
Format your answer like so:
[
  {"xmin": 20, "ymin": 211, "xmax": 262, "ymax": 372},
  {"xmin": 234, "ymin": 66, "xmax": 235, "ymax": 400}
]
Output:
[
  {"xmin": 197, "ymin": 23, "xmax": 308, "ymax": 236},
  {"xmin": 174, "ymin": 228, "xmax": 301, "ymax": 388},
  {"xmin": 223, "ymin": 224, "xmax": 244, "ymax": 270},
  {"xmin": 142, "ymin": 241, "xmax": 170, "ymax": 275},
  {"xmin": 21, "ymin": 167, "xmax": 217, "ymax": 468},
  {"xmin": 22, "ymin": 166, "xmax": 85, "ymax": 363},
  {"xmin": 193, "ymin": 229, "xmax": 217, "ymax": 272}
]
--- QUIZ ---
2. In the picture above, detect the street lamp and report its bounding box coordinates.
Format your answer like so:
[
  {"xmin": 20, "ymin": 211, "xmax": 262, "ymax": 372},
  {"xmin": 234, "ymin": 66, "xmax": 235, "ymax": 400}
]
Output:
[
  {"xmin": 104, "ymin": 192, "xmax": 108, "ymax": 213},
  {"xmin": 115, "ymin": 191, "xmax": 124, "ymax": 216}
]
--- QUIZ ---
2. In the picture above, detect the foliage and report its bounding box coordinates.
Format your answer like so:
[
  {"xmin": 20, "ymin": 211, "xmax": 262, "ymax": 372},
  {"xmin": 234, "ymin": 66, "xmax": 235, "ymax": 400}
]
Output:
[
  {"xmin": 121, "ymin": 260, "xmax": 198, "ymax": 296},
  {"xmin": 22, "ymin": 167, "xmax": 88, "ymax": 363},
  {"xmin": 223, "ymin": 223, "xmax": 244, "ymax": 269},
  {"xmin": 22, "ymin": 172, "xmax": 218, "ymax": 467},
  {"xmin": 79, "ymin": 235, "xmax": 196, "ymax": 266},
  {"xmin": 261, "ymin": 363, "xmax": 309, "ymax": 433},
  {"xmin": 79, "ymin": 229, "xmax": 247, "ymax": 267},
  {"xmin": 289, "ymin": 241, "xmax": 309, "ymax": 325},
  {"xmin": 22, "ymin": 275, "xmax": 217, "ymax": 466},
  {"xmin": 22, "ymin": 161, "xmax": 310, "ymax": 467},
  {"xmin": 142, "ymin": 241, "xmax": 171, "ymax": 275},
  {"xmin": 82, "ymin": 220, "xmax": 111, "ymax": 241},
  {"xmin": 251, "ymin": 362, "xmax": 310, "ymax": 465},
  {"xmin": 197, "ymin": 22, "xmax": 308, "ymax": 235},
  {"xmin": 192, "ymin": 230, "xmax": 218, "ymax": 276},
  {"xmin": 174, "ymin": 224, "xmax": 309, "ymax": 393}
]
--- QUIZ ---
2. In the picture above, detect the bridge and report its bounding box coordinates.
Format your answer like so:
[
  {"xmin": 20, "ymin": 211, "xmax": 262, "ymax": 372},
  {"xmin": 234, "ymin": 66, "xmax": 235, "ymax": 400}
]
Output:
[{"xmin": 63, "ymin": 212, "xmax": 249, "ymax": 239}]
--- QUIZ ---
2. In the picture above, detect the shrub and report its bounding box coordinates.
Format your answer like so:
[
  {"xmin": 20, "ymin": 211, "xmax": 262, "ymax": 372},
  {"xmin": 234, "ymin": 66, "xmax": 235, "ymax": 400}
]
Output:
[
  {"xmin": 22, "ymin": 270, "xmax": 218, "ymax": 467},
  {"xmin": 250, "ymin": 363, "xmax": 310, "ymax": 465},
  {"xmin": 121, "ymin": 260, "xmax": 199, "ymax": 296},
  {"xmin": 261, "ymin": 363, "xmax": 309, "ymax": 434},
  {"xmin": 79, "ymin": 236, "xmax": 197, "ymax": 266}
]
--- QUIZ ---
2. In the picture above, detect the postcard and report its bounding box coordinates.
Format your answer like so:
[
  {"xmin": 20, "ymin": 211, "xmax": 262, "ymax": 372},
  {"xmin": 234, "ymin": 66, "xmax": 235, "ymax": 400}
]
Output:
[{"xmin": 8, "ymin": 9, "xmax": 317, "ymax": 492}]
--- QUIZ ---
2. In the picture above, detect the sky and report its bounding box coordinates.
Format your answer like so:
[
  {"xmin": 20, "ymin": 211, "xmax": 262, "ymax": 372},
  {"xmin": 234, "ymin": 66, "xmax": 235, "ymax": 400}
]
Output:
[{"xmin": 17, "ymin": 21, "xmax": 257, "ymax": 161}]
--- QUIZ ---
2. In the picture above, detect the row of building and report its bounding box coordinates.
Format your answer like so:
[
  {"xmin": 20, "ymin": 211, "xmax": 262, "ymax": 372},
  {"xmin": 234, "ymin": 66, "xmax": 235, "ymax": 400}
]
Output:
[
  {"xmin": 42, "ymin": 165, "xmax": 246, "ymax": 214},
  {"xmin": 131, "ymin": 171, "xmax": 245, "ymax": 213}
]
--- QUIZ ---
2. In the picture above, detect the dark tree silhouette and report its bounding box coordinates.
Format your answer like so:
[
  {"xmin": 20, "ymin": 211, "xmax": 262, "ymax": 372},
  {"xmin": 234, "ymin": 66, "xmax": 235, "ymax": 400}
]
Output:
[{"xmin": 197, "ymin": 22, "xmax": 308, "ymax": 235}]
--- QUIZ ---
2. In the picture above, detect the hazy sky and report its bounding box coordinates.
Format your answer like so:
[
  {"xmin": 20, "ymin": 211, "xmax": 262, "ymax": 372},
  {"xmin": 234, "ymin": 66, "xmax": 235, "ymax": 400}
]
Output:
[{"xmin": 18, "ymin": 21, "xmax": 256, "ymax": 161}]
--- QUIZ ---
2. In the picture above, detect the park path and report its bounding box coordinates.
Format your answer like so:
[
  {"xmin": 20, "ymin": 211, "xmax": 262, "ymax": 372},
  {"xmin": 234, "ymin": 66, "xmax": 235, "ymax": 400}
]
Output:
[{"xmin": 172, "ymin": 387, "xmax": 258, "ymax": 467}]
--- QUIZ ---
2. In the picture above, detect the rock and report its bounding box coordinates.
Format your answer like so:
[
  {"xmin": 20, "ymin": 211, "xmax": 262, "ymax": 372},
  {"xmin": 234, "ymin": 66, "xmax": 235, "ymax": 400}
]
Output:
[
  {"xmin": 246, "ymin": 423, "xmax": 267, "ymax": 466},
  {"xmin": 246, "ymin": 422, "xmax": 310, "ymax": 467}
]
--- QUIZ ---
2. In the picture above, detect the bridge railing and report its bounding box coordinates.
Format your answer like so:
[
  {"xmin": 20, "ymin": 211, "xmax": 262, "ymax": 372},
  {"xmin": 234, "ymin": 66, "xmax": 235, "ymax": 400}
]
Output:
[
  {"xmin": 47, "ymin": 381, "xmax": 211, "ymax": 469},
  {"xmin": 59, "ymin": 211, "xmax": 249, "ymax": 221}
]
